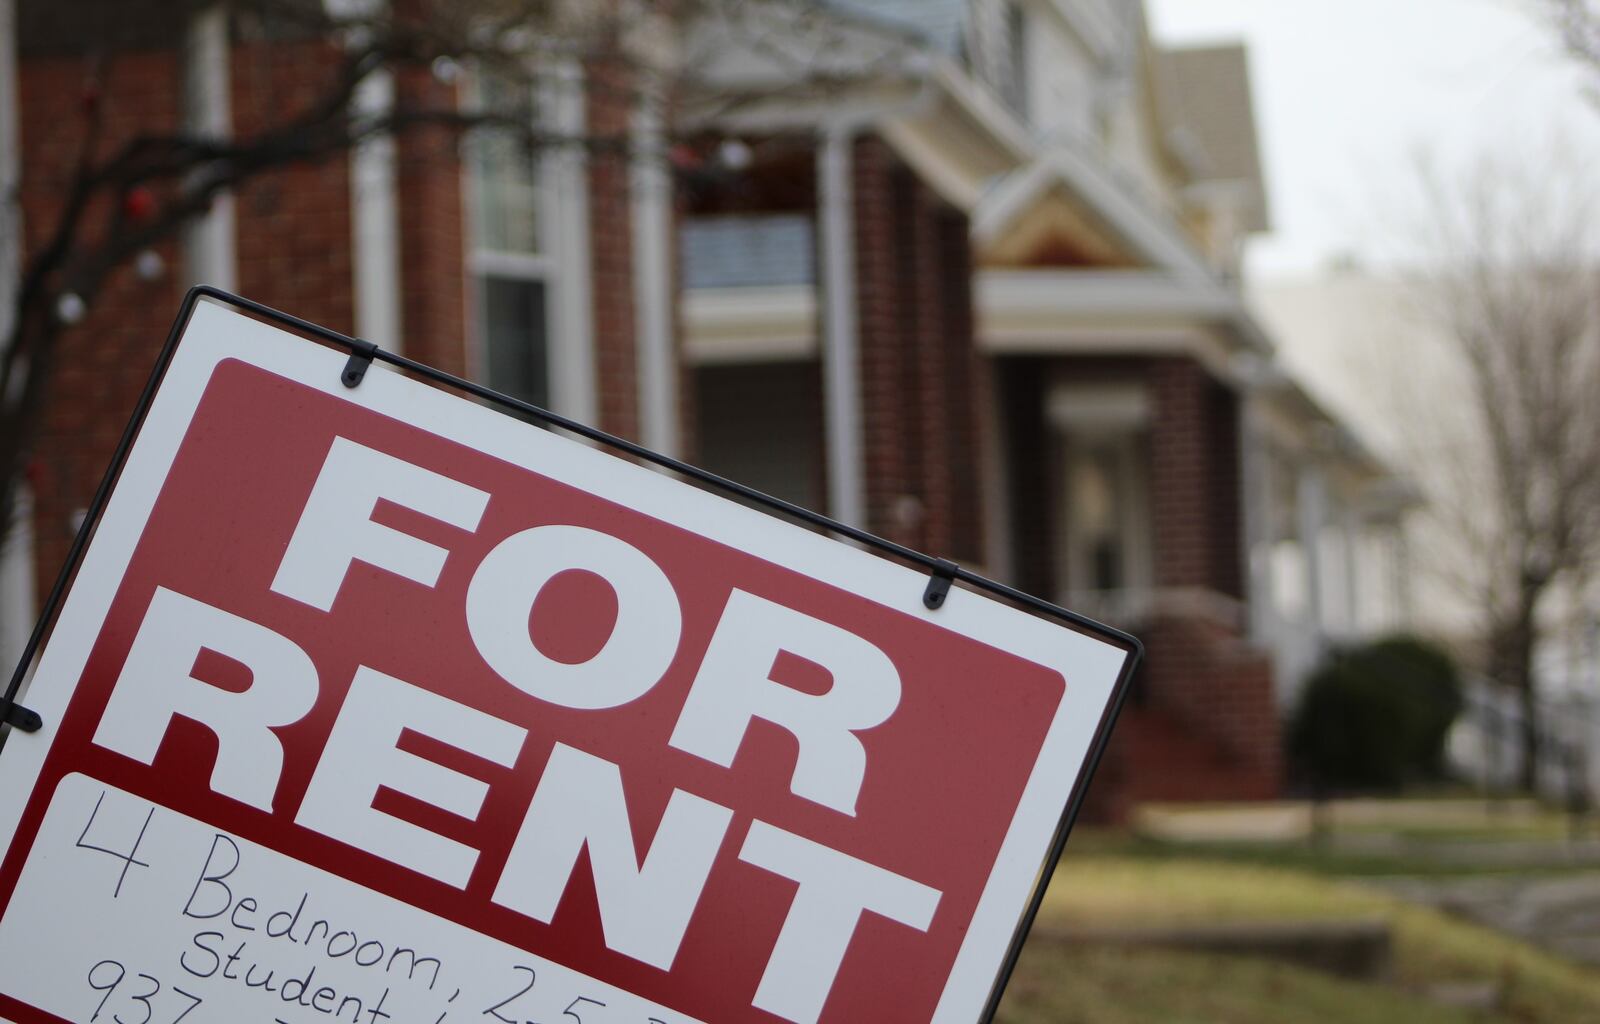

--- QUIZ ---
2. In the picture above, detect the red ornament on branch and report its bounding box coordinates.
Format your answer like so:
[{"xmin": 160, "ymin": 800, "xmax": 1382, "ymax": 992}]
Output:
[
  {"xmin": 668, "ymin": 143, "xmax": 702, "ymax": 172},
  {"xmin": 122, "ymin": 187, "xmax": 155, "ymax": 223}
]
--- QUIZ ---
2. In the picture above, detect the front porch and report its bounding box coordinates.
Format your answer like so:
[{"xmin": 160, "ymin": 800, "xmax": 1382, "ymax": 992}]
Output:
[{"xmin": 991, "ymin": 347, "xmax": 1282, "ymax": 817}]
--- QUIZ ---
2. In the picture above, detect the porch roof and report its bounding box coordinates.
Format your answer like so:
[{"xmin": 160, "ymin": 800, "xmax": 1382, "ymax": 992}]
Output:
[
  {"xmin": 678, "ymin": 1, "xmax": 1031, "ymax": 212},
  {"xmin": 976, "ymin": 267, "xmax": 1273, "ymax": 367}
]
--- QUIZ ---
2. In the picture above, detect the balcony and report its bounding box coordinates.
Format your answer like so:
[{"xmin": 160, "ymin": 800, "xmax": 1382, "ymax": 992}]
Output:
[{"xmin": 681, "ymin": 214, "xmax": 818, "ymax": 365}]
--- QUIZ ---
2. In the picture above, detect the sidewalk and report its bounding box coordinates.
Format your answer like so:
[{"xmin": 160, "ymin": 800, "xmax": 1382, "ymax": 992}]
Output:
[{"xmin": 1128, "ymin": 798, "xmax": 1600, "ymax": 966}]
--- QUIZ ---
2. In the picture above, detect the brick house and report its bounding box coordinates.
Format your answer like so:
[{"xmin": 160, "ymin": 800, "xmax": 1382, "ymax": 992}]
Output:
[
  {"xmin": 0, "ymin": 0, "xmax": 673, "ymax": 651},
  {"xmin": 675, "ymin": 0, "xmax": 1411, "ymax": 817},
  {"xmin": 0, "ymin": 0, "xmax": 1411, "ymax": 817}
]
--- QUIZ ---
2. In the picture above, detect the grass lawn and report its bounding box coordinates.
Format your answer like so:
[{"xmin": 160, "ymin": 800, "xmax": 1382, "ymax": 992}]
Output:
[{"xmin": 993, "ymin": 857, "xmax": 1600, "ymax": 1023}]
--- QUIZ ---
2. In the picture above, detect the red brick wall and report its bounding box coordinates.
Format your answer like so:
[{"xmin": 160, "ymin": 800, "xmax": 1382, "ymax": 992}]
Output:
[
  {"xmin": 1207, "ymin": 376, "xmax": 1244, "ymax": 599},
  {"xmin": 937, "ymin": 207, "xmax": 984, "ymax": 563},
  {"xmin": 671, "ymin": 184, "xmax": 697, "ymax": 461},
  {"xmin": 1149, "ymin": 356, "xmax": 1244, "ymax": 599},
  {"xmin": 851, "ymin": 135, "xmax": 981, "ymax": 562},
  {"xmin": 232, "ymin": 38, "xmax": 355, "ymax": 334},
  {"xmin": 1138, "ymin": 614, "xmax": 1282, "ymax": 788},
  {"xmin": 997, "ymin": 357, "xmax": 1053, "ymax": 597},
  {"xmin": 19, "ymin": 48, "xmax": 186, "ymax": 597},
  {"xmin": 392, "ymin": 64, "xmax": 468, "ymax": 377}
]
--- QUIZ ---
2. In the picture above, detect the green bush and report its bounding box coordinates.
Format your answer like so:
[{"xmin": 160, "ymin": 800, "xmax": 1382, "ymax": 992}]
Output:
[{"xmin": 1288, "ymin": 635, "xmax": 1462, "ymax": 792}]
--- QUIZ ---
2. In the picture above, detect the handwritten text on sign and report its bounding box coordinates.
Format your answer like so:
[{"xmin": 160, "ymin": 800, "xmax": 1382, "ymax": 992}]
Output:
[
  {"xmin": 0, "ymin": 306, "xmax": 1124, "ymax": 1024},
  {"xmin": 0, "ymin": 774, "xmax": 691, "ymax": 1024}
]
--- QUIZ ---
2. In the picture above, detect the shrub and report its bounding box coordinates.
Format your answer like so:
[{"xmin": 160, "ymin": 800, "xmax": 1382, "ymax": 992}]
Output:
[{"xmin": 1288, "ymin": 635, "xmax": 1462, "ymax": 792}]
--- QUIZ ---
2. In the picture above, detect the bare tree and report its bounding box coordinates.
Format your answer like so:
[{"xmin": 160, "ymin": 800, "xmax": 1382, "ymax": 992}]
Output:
[
  {"xmin": 1395, "ymin": 149, "xmax": 1600, "ymax": 789},
  {"xmin": 1544, "ymin": 0, "xmax": 1600, "ymax": 85},
  {"xmin": 0, "ymin": 0, "xmax": 926, "ymax": 565},
  {"xmin": 0, "ymin": 0, "xmax": 674, "ymax": 548}
]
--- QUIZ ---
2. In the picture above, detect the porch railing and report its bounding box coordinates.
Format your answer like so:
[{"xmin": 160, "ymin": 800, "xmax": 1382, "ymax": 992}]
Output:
[{"xmin": 681, "ymin": 214, "xmax": 815, "ymax": 290}]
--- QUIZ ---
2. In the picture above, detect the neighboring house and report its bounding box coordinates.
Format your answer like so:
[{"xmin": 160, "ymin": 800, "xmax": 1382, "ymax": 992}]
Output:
[
  {"xmin": 677, "ymin": 0, "xmax": 1413, "ymax": 818},
  {"xmin": 3, "ymin": 0, "xmax": 1412, "ymax": 818},
  {"xmin": 1257, "ymin": 270, "xmax": 1594, "ymax": 798}
]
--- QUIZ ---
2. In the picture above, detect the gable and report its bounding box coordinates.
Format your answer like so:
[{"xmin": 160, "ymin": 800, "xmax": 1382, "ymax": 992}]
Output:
[{"xmin": 978, "ymin": 187, "xmax": 1139, "ymax": 269}]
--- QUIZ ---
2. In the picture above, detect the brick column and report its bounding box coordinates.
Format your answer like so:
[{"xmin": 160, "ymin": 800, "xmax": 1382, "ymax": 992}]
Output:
[
  {"xmin": 909, "ymin": 177, "xmax": 950, "ymax": 555},
  {"xmin": 586, "ymin": 53, "xmax": 639, "ymax": 441},
  {"xmin": 846, "ymin": 137, "xmax": 894, "ymax": 535},
  {"xmin": 391, "ymin": 63, "xmax": 467, "ymax": 377},
  {"xmin": 851, "ymin": 136, "xmax": 980, "ymax": 557},
  {"xmin": 1142, "ymin": 356, "xmax": 1280, "ymax": 798},
  {"xmin": 1148, "ymin": 356, "xmax": 1243, "ymax": 598},
  {"xmin": 233, "ymin": 37, "xmax": 356, "ymax": 334}
]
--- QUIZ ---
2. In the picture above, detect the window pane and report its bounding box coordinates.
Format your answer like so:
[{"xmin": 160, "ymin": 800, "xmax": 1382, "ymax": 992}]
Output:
[
  {"xmin": 1070, "ymin": 446, "xmax": 1123, "ymax": 590},
  {"xmin": 482, "ymin": 276, "xmax": 549, "ymax": 410},
  {"xmin": 469, "ymin": 77, "xmax": 540, "ymax": 255},
  {"xmin": 1001, "ymin": 1, "xmax": 1029, "ymax": 121}
]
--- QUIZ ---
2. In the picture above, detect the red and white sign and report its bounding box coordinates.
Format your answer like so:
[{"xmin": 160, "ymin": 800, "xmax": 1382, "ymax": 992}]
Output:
[{"xmin": 0, "ymin": 298, "xmax": 1132, "ymax": 1024}]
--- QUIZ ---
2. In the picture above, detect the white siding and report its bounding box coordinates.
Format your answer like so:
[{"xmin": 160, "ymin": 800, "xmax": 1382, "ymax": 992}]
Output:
[{"xmin": 1025, "ymin": 11, "xmax": 1098, "ymax": 142}]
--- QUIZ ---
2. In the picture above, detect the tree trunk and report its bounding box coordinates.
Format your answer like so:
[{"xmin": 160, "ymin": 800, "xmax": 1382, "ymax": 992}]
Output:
[
  {"xmin": 1519, "ymin": 676, "xmax": 1541, "ymax": 794},
  {"xmin": 1489, "ymin": 593, "xmax": 1543, "ymax": 793}
]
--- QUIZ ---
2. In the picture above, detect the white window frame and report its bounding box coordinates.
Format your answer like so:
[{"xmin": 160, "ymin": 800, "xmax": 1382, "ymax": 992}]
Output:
[
  {"xmin": 182, "ymin": 5, "xmax": 237, "ymax": 292},
  {"xmin": 463, "ymin": 61, "xmax": 595, "ymax": 423}
]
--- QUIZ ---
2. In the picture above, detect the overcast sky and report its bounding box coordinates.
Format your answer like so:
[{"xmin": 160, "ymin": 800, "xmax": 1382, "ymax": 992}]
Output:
[{"xmin": 1146, "ymin": 0, "xmax": 1600, "ymax": 282}]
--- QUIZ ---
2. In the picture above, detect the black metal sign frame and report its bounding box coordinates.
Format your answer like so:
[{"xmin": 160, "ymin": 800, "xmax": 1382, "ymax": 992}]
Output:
[{"xmin": 2, "ymin": 286, "xmax": 1142, "ymax": 1024}]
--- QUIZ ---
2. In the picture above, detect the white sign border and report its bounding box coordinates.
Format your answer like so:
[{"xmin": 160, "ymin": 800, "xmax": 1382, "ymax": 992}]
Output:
[{"xmin": 0, "ymin": 296, "xmax": 1134, "ymax": 1024}]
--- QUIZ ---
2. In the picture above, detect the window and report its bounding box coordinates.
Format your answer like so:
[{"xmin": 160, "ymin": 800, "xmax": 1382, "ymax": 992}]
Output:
[
  {"xmin": 469, "ymin": 74, "xmax": 551, "ymax": 410},
  {"xmin": 1060, "ymin": 432, "xmax": 1150, "ymax": 596},
  {"xmin": 1047, "ymin": 382, "xmax": 1152, "ymax": 613},
  {"xmin": 1000, "ymin": 0, "xmax": 1029, "ymax": 121}
]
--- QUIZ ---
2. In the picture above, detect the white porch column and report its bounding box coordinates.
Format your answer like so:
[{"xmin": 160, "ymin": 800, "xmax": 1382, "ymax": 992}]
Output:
[
  {"xmin": 1340, "ymin": 501, "xmax": 1362, "ymax": 636},
  {"xmin": 350, "ymin": 69, "xmax": 402, "ymax": 354},
  {"xmin": 1239, "ymin": 394, "xmax": 1274, "ymax": 646},
  {"xmin": 1297, "ymin": 462, "xmax": 1329, "ymax": 646},
  {"xmin": 0, "ymin": 489, "xmax": 32, "ymax": 681},
  {"xmin": 1392, "ymin": 521, "xmax": 1413, "ymax": 630},
  {"xmin": 545, "ymin": 62, "xmax": 597, "ymax": 426},
  {"xmin": 631, "ymin": 82, "xmax": 679, "ymax": 457},
  {"xmin": 182, "ymin": 6, "xmax": 236, "ymax": 291},
  {"xmin": 817, "ymin": 128, "xmax": 865, "ymax": 526}
]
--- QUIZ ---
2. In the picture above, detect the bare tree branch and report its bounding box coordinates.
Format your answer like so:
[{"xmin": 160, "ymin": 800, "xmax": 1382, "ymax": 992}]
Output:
[{"xmin": 1385, "ymin": 145, "xmax": 1600, "ymax": 788}]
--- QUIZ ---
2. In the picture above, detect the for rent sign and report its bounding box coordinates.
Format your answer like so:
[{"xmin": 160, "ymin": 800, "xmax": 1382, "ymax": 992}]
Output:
[{"xmin": 0, "ymin": 296, "xmax": 1135, "ymax": 1024}]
